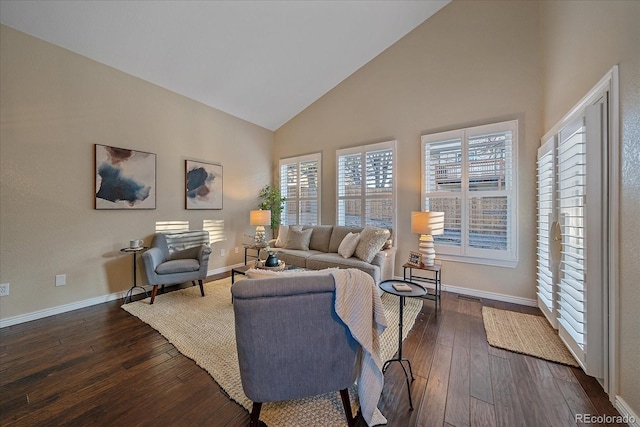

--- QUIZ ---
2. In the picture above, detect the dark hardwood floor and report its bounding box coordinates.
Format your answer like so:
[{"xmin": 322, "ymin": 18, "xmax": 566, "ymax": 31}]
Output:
[{"xmin": 0, "ymin": 274, "xmax": 624, "ymax": 426}]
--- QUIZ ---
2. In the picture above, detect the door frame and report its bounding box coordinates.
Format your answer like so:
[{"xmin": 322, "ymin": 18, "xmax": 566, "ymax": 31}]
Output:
[{"xmin": 540, "ymin": 65, "xmax": 619, "ymax": 401}]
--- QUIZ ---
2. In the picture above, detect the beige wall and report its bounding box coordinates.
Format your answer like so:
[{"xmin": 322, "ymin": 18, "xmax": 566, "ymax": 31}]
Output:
[
  {"xmin": 541, "ymin": 0, "xmax": 640, "ymax": 417},
  {"xmin": 275, "ymin": 0, "xmax": 543, "ymax": 302},
  {"xmin": 0, "ymin": 25, "xmax": 274, "ymax": 320}
]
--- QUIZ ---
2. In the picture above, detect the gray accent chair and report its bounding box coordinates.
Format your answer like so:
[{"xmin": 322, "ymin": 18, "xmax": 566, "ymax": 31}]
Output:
[
  {"xmin": 141, "ymin": 230, "xmax": 211, "ymax": 304},
  {"xmin": 232, "ymin": 274, "xmax": 359, "ymax": 427}
]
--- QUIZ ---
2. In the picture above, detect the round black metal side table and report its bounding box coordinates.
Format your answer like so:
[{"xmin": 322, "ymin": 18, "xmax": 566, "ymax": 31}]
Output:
[
  {"xmin": 379, "ymin": 279, "xmax": 427, "ymax": 410},
  {"xmin": 120, "ymin": 246, "xmax": 149, "ymax": 303}
]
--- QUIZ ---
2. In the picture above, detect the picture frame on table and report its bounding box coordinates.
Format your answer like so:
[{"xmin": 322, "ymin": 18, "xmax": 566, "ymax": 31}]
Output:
[{"xmin": 407, "ymin": 251, "xmax": 422, "ymax": 267}]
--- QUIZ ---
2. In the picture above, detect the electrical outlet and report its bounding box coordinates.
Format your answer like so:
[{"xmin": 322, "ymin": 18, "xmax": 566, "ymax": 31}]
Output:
[
  {"xmin": 0, "ymin": 283, "xmax": 9, "ymax": 297},
  {"xmin": 220, "ymin": 249, "xmax": 226, "ymax": 257},
  {"xmin": 55, "ymin": 274, "xmax": 66, "ymax": 287}
]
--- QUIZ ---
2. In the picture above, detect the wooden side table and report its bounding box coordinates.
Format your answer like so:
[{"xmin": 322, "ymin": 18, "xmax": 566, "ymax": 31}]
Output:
[
  {"xmin": 403, "ymin": 262, "xmax": 442, "ymax": 311},
  {"xmin": 243, "ymin": 244, "xmax": 265, "ymax": 265}
]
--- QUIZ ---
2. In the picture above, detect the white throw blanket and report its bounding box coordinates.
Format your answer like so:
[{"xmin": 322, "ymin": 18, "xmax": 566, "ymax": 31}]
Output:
[{"xmin": 331, "ymin": 269, "xmax": 388, "ymax": 426}]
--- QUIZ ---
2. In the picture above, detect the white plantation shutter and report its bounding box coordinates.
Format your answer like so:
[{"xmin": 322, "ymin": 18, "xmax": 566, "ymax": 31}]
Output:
[
  {"xmin": 279, "ymin": 153, "xmax": 321, "ymax": 226},
  {"xmin": 424, "ymin": 137, "xmax": 463, "ymax": 248},
  {"xmin": 299, "ymin": 160, "xmax": 319, "ymax": 225},
  {"xmin": 467, "ymin": 131, "xmax": 513, "ymax": 255},
  {"xmin": 365, "ymin": 149, "xmax": 394, "ymax": 227},
  {"xmin": 557, "ymin": 116, "xmax": 588, "ymax": 352},
  {"xmin": 537, "ymin": 138, "xmax": 557, "ymax": 323},
  {"xmin": 337, "ymin": 141, "xmax": 396, "ymax": 229},
  {"xmin": 422, "ymin": 121, "xmax": 518, "ymax": 265},
  {"xmin": 337, "ymin": 153, "xmax": 361, "ymax": 227}
]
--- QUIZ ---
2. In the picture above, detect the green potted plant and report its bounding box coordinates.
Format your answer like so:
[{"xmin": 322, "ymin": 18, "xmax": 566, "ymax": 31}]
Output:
[{"xmin": 258, "ymin": 185, "xmax": 285, "ymax": 235}]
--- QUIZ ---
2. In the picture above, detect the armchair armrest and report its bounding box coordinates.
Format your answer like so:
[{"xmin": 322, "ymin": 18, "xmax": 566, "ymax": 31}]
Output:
[
  {"xmin": 198, "ymin": 244, "xmax": 212, "ymax": 264},
  {"xmin": 142, "ymin": 247, "xmax": 164, "ymax": 270},
  {"xmin": 142, "ymin": 247, "xmax": 165, "ymax": 282}
]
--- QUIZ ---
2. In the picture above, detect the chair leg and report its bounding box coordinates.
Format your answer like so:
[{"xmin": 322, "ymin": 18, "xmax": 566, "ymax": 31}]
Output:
[
  {"xmin": 249, "ymin": 402, "xmax": 262, "ymax": 427},
  {"xmin": 150, "ymin": 285, "xmax": 159, "ymax": 304},
  {"xmin": 198, "ymin": 279, "xmax": 205, "ymax": 297},
  {"xmin": 339, "ymin": 389, "xmax": 354, "ymax": 427}
]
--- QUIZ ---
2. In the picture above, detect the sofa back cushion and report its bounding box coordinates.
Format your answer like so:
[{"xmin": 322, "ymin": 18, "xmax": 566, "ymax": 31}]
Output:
[
  {"xmin": 285, "ymin": 228, "xmax": 313, "ymax": 250},
  {"xmin": 274, "ymin": 225, "xmax": 303, "ymax": 248},
  {"xmin": 302, "ymin": 225, "xmax": 333, "ymax": 252}
]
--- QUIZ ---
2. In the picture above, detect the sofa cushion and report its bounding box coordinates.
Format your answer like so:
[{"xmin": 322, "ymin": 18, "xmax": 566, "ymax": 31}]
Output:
[
  {"xmin": 329, "ymin": 226, "xmax": 364, "ymax": 253},
  {"xmin": 355, "ymin": 227, "xmax": 391, "ymax": 263},
  {"xmin": 156, "ymin": 259, "xmax": 200, "ymax": 275},
  {"xmin": 303, "ymin": 225, "xmax": 333, "ymax": 252},
  {"xmin": 273, "ymin": 249, "xmax": 323, "ymax": 268},
  {"xmin": 306, "ymin": 253, "xmax": 380, "ymax": 284},
  {"xmin": 338, "ymin": 232, "xmax": 360, "ymax": 258},
  {"xmin": 285, "ymin": 228, "xmax": 313, "ymax": 250}
]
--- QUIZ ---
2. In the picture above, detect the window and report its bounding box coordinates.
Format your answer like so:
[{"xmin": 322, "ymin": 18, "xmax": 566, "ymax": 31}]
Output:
[
  {"xmin": 421, "ymin": 121, "xmax": 517, "ymax": 266},
  {"xmin": 279, "ymin": 153, "xmax": 321, "ymax": 226},
  {"xmin": 337, "ymin": 140, "xmax": 396, "ymax": 229}
]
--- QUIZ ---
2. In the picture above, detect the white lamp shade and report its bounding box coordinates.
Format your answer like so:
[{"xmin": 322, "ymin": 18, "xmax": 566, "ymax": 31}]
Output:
[
  {"xmin": 411, "ymin": 211, "xmax": 444, "ymax": 236},
  {"xmin": 250, "ymin": 209, "xmax": 271, "ymax": 226}
]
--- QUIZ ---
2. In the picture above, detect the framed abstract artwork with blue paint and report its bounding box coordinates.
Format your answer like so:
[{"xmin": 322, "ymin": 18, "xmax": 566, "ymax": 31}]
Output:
[
  {"xmin": 185, "ymin": 159, "xmax": 223, "ymax": 210},
  {"xmin": 95, "ymin": 144, "xmax": 156, "ymax": 209}
]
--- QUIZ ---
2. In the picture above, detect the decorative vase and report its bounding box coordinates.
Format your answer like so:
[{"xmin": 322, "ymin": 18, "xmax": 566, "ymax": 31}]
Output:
[{"xmin": 265, "ymin": 253, "xmax": 279, "ymax": 267}]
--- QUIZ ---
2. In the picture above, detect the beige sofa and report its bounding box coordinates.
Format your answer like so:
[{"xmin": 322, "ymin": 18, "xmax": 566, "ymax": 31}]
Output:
[{"xmin": 267, "ymin": 225, "xmax": 396, "ymax": 284}]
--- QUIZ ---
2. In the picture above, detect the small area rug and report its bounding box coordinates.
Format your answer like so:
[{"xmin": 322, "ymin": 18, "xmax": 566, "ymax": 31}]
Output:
[
  {"xmin": 482, "ymin": 307, "xmax": 579, "ymax": 367},
  {"xmin": 122, "ymin": 276, "xmax": 422, "ymax": 426}
]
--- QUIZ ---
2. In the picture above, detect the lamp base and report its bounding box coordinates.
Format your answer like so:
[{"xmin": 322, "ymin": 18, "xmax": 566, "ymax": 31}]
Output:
[
  {"xmin": 419, "ymin": 234, "xmax": 436, "ymax": 267},
  {"xmin": 254, "ymin": 226, "xmax": 267, "ymax": 247}
]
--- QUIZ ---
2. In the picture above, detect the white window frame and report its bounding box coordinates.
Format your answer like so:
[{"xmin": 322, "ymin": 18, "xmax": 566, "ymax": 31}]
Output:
[
  {"xmin": 279, "ymin": 153, "xmax": 321, "ymax": 226},
  {"xmin": 421, "ymin": 120, "xmax": 518, "ymax": 267},
  {"xmin": 336, "ymin": 140, "xmax": 397, "ymax": 231}
]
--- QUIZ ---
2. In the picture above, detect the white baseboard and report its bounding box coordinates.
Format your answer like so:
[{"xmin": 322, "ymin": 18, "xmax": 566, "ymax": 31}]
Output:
[
  {"xmin": 0, "ymin": 264, "xmax": 242, "ymax": 329},
  {"xmin": 395, "ymin": 275, "xmax": 537, "ymax": 307},
  {"xmin": 0, "ymin": 289, "xmax": 133, "ymax": 328},
  {"xmin": 615, "ymin": 396, "xmax": 639, "ymax": 427},
  {"xmin": 442, "ymin": 283, "xmax": 537, "ymax": 307}
]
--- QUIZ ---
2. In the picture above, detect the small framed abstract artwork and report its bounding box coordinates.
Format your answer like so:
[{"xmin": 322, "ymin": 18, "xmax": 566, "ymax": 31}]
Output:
[
  {"xmin": 185, "ymin": 160, "xmax": 223, "ymax": 210},
  {"xmin": 95, "ymin": 144, "xmax": 156, "ymax": 209}
]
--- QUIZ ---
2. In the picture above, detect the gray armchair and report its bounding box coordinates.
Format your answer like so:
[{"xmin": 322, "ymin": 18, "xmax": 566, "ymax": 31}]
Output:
[
  {"xmin": 141, "ymin": 230, "xmax": 211, "ymax": 304},
  {"xmin": 232, "ymin": 274, "xmax": 359, "ymax": 427}
]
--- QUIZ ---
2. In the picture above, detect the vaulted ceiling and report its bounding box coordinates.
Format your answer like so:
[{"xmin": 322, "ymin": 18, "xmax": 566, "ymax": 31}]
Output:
[{"xmin": 0, "ymin": 0, "xmax": 449, "ymax": 130}]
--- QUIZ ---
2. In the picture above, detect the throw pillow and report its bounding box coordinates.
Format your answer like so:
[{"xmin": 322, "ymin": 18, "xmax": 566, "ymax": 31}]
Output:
[
  {"xmin": 338, "ymin": 232, "xmax": 360, "ymax": 258},
  {"xmin": 274, "ymin": 225, "xmax": 302, "ymax": 248},
  {"xmin": 285, "ymin": 228, "xmax": 313, "ymax": 251},
  {"xmin": 354, "ymin": 226, "xmax": 391, "ymax": 263},
  {"xmin": 246, "ymin": 267, "xmax": 338, "ymax": 279}
]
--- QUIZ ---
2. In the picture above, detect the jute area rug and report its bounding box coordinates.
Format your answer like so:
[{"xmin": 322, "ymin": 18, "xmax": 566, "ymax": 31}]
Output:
[
  {"xmin": 482, "ymin": 307, "xmax": 579, "ymax": 367},
  {"xmin": 122, "ymin": 276, "xmax": 423, "ymax": 426}
]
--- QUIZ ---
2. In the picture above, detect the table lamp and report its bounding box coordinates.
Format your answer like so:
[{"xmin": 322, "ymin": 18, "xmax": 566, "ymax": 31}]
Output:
[
  {"xmin": 411, "ymin": 211, "xmax": 444, "ymax": 266},
  {"xmin": 250, "ymin": 209, "xmax": 271, "ymax": 247}
]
